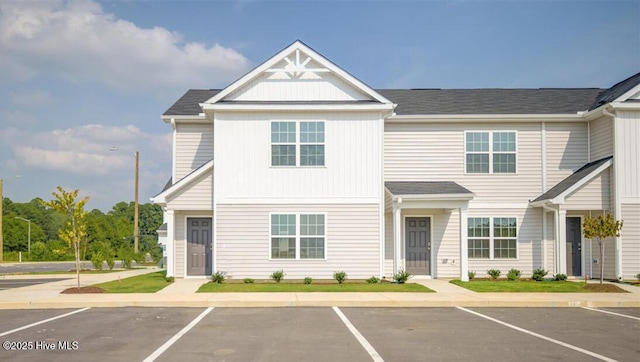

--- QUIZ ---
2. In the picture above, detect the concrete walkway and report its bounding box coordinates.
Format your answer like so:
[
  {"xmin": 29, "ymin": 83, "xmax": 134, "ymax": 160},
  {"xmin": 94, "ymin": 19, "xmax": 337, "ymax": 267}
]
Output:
[{"xmin": 0, "ymin": 269, "xmax": 638, "ymax": 309}]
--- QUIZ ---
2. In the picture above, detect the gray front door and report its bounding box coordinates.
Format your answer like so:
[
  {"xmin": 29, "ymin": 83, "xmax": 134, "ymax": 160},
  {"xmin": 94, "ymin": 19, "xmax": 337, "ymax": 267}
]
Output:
[
  {"xmin": 566, "ymin": 217, "xmax": 582, "ymax": 276},
  {"xmin": 187, "ymin": 218, "xmax": 212, "ymax": 276},
  {"xmin": 405, "ymin": 217, "xmax": 431, "ymax": 275}
]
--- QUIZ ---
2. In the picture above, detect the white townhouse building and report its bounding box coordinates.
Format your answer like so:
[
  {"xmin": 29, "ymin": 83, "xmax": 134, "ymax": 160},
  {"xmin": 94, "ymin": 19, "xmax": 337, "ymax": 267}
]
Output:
[{"xmin": 152, "ymin": 41, "xmax": 639, "ymax": 282}]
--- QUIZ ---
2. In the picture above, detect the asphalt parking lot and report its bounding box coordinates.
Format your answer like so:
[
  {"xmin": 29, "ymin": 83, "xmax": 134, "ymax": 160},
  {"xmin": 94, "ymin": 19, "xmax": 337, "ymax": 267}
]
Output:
[{"xmin": 0, "ymin": 307, "xmax": 637, "ymax": 361}]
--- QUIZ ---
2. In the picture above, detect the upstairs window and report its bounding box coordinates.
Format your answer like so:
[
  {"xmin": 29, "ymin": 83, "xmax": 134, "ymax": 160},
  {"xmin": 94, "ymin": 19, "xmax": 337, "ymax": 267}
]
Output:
[
  {"xmin": 271, "ymin": 121, "xmax": 325, "ymax": 167},
  {"xmin": 465, "ymin": 131, "xmax": 516, "ymax": 173}
]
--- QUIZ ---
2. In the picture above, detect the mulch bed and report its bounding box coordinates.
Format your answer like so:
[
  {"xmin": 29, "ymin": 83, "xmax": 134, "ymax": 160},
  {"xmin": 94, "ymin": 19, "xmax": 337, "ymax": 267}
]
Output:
[
  {"xmin": 61, "ymin": 286, "xmax": 104, "ymax": 294},
  {"xmin": 583, "ymin": 284, "xmax": 628, "ymax": 293}
]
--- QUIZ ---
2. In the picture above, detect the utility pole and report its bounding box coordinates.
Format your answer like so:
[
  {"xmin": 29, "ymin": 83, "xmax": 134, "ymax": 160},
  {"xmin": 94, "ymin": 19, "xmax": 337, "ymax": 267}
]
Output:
[
  {"xmin": 134, "ymin": 151, "xmax": 139, "ymax": 254},
  {"xmin": 0, "ymin": 179, "xmax": 3, "ymax": 262}
]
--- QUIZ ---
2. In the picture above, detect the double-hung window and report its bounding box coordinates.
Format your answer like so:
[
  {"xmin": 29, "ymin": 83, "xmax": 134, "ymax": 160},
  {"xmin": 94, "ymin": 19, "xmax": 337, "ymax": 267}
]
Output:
[
  {"xmin": 465, "ymin": 131, "xmax": 516, "ymax": 173},
  {"xmin": 468, "ymin": 217, "xmax": 517, "ymax": 259},
  {"xmin": 270, "ymin": 213, "xmax": 325, "ymax": 259},
  {"xmin": 271, "ymin": 121, "xmax": 324, "ymax": 167}
]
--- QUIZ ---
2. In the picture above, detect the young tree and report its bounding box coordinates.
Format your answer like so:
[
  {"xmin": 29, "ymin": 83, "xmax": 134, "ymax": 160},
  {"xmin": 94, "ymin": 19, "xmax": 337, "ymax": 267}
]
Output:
[
  {"xmin": 583, "ymin": 213, "xmax": 623, "ymax": 284},
  {"xmin": 40, "ymin": 187, "xmax": 89, "ymax": 289}
]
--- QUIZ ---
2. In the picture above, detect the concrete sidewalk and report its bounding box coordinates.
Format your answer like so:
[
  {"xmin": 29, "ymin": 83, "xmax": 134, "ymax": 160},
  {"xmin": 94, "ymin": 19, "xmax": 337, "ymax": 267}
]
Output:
[{"xmin": 0, "ymin": 269, "xmax": 638, "ymax": 309}]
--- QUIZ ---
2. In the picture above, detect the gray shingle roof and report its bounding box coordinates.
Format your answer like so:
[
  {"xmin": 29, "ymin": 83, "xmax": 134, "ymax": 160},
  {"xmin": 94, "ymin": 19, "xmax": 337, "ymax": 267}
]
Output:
[
  {"xmin": 385, "ymin": 181, "xmax": 473, "ymax": 196},
  {"xmin": 589, "ymin": 73, "xmax": 640, "ymax": 111},
  {"xmin": 532, "ymin": 156, "xmax": 613, "ymax": 203},
  {"xmin": 163, "ymin": 88, "xmax": 605, "ymax": 116},
  {"xmin": 378, "ymin": 88, "xmax": 603, "ymax": 115}
]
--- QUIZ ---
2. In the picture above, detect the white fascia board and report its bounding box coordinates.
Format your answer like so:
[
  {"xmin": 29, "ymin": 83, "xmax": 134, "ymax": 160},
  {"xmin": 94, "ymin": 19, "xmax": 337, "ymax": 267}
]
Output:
[
  {"xmin": 549, "ymin": 159, "xmax": 613, "ymax": 204},
  {"xmin": 160, "ymin": 115, "xmax": 208, "ymax": 123},
  {"xmin": 200, "ymin": 103, "xmax": 395, "ymax": 112},
  {"xmin": 389, "ymin": 193, "xmax": 475, "ymax": 201},
  {"xmin": 610, "ymin": 101, "xmax": 640, "ymax": 111},
  {"xmin": 151, "ymin": 160, "xmax": 214, "ymax": 204},
  {"xmin": 386, "ymin": 114, "xmax": 585, "ymax": 123},
  {"xmin": 202, "ymin": 40, "xmax": 394, "ymax": 105}
]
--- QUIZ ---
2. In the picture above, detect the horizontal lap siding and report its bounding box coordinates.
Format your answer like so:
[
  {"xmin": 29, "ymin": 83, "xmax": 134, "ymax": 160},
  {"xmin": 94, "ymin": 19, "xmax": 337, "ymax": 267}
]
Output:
[
  {"xmin": 174, "ymin": 213, "xmax": 186, "ymax": 278},
  {"xmin": 589, "ymin": 117, "xmax": 613, "ymax": 160},
  {"xmin": 546, "ymin": 123, "xmax": 588, "ymax": 189},
  {"xmin": 167, "ymin": 172, "xmax": 212, "ymax": 210},
  {"xmin": 384, "ymin": 213, "xmax": 393, "ymax": 277},
  {"xmin": 216, "ymin": 204, "xmax": 380, "ymax": 279},
  {"xmin": 621, "ymin": 203, "xmax": 640, "ymax": 279},
  {"xmin": 562, "ymin": 170, "xmax": 611, "ymax": 210},
  {"xmin": 175, "ymin": 123, "xmax": 213, "ymax": 180},
  {"xmin": 384, "ymin": 122, "xmax": 544, "ymax": 203},
  {"xmin": 545, "ymin": 211, "xmax": 556, "ymax": 274},
  {"xmin": 467, "ymin": 207, "xmax": 543, "ymax": 277}
]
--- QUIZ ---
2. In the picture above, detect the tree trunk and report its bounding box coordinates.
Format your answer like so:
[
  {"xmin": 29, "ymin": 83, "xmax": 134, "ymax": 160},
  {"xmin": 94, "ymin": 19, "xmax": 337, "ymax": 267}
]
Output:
[
  {"xmin": 75, "ymin": 241, "xmax": 80, "ymax": 289},
  {"xmin": 599, "ymin": 240, "xmax": 604, "ymax": 285}
]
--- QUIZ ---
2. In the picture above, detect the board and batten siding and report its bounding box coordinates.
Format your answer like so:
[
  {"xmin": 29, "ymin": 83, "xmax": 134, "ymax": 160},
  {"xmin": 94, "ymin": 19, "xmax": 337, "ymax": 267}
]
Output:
[
  {"xmin": 616, "ymin": 111, "xmax": 640, "ymax": 199},
  {"xmin": 166, "ymin": 172, "xmax": 213, "ymax": 210},
  {"xmin": 545, "ymin": 122, "xmax": 588, "ymax": 189},
  {"xmin": 466, "ymin": 207, "xmax": 543, "ymax": 277},
  {"xmin": 384, "ymin": 122, "xmax": 544, "ymax": 203},
  {"xmin": 225, "ymin": 63, "xmax": 369, "ymax": 102},
  {"xmin": 174, "ymin": 123, "xmax": 213, "ymax": 180},
  {"xmin": 215, "ymin": 111, "xmax": 382, "ymax": 201},
  {"xmin": 562, "ymin": 169, "xmax": 611, "ymax": 211},
  {"xmin": 589, "ymin": 116, "xmax": 613, "ymax": 161},
  {"xmin": 621, "ymin": 203, "xmax": 640, "ymax": 279},
  {"xmin": 215, "ymin": 203, "xmax": 380, "ymax": 279}
]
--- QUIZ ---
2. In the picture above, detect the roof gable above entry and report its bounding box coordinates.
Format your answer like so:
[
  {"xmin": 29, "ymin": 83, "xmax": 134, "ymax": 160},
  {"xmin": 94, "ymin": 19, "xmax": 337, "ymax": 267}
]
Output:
[
  {"xmin": 202, "ymin": 40, "xmax": 393, "ymax": 105},
  {"xmin": 532, "ymin": 156, "xmax": 613, "ymax": 204}
]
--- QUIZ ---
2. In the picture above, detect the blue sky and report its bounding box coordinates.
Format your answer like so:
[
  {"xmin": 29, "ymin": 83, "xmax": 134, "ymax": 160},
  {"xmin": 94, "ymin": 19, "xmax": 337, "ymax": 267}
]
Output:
[{"xmin": 0, "ymin": 0, "xmax": 638, "ymax": 211}]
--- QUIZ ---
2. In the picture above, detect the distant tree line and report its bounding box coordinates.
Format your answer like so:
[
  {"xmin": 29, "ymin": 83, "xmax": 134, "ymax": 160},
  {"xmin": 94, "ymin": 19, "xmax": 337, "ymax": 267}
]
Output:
[{"xmin": 1, "ymin": 197, "xmax": 163, "ymax": 263}]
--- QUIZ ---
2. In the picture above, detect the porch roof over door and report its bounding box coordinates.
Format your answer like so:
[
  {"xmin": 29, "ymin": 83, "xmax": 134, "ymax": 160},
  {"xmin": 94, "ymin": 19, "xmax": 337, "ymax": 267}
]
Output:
[{"xmin": 385, "ymin": 181, "xmax": 475, "ymax": 209}]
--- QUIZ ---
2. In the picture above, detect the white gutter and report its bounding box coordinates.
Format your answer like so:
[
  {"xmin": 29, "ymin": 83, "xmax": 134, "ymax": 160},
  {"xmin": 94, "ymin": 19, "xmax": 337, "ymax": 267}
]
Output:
[
  {"xmin": 387, "ymin": 114, "xmax": 585, "ymax": 123},
  {"xmin": 200, "ymin": 103, "xmax": 396, "ymax": 112}
]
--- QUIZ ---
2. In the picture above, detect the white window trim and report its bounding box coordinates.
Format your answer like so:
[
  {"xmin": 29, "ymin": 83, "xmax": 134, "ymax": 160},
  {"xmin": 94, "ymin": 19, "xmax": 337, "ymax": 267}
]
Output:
[
  {"xmin": 468, "ymin": 216, "xmax": 519, "ymax": 260},
  {"xmin": 270, "ymin": 120, "xmax": 325, "ymax": 168},
  {"xmin": 268, "ymin": 212, "xmax": 328, "ymax": 261},
  {"xmin": 464, "ymin": 130, "xmax": 518, "ymax": 174}
]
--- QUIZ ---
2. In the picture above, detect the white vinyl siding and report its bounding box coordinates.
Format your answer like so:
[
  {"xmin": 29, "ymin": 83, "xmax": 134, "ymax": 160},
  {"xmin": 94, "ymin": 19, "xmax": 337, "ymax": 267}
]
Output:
[
  {"xmin": 174, "ymin": 213, "xmax": 186, "ymax": 278},
  {"xmin": 166, "ymin": 172, "xmax": 213, "ymax": 210},
  {"xmin": 385, "ymin": 122, "xmax": 541, "ymax": 203},
  {"xmin": 616, "ymin": 111, "xmax": 640, "ymax": 198},
  {"xmin": 589, "ymin": 116, "xmax": 613, "ymax": 160},
  {"xmin": 621, "ymin": 203, "xmax": 640, "ymax": 279},
  {"xmin": 562, "ymin": 169, "xmax": 611, "ymax": 211},
  {"xmin": 174, "ymin": 123, "xmax": 213, "ymax": 180},
  {"xmin": 216, "ymin": 203, "xmax": 379, "ymax": 279},
  {"xmin": 216, "ymin": 112, "xmax": 382, "ymax": 201},
  {"xmin": 545, "ymin": 123, "xmax": 588, "ymax": 189}
]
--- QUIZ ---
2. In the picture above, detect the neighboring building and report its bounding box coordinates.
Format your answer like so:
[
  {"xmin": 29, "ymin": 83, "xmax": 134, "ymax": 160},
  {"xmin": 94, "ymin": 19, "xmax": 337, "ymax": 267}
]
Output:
[{"xmin": 152, "ymin": 40, "xmax": 639, "ymax": 282}]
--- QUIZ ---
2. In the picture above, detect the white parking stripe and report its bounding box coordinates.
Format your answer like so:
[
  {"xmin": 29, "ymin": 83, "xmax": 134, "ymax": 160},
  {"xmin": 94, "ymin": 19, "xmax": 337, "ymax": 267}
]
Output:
[
  {"xmin": 0, "ymin": 307, "xmax": 90, "ymax": 337},
  {"xmin": 143, "ymin": 307, "xmax": 214, "ymax": 362},
  {"xmin": 332, "ymin": 307, "xmax": 384, "ymax": 362},
  {"xmin": 456, "ymin": 307, "xmax": 618, "ymax": 362},
  {"xmin": 581, "ymin": 307, "xmax": 640, "ymax": 321}
]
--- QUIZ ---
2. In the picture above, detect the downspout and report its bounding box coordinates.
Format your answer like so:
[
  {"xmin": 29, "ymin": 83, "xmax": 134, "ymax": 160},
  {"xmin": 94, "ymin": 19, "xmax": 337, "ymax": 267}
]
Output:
[{"xmin": 601, "ymin": 107, "xmax": 622, "ymax": 280}]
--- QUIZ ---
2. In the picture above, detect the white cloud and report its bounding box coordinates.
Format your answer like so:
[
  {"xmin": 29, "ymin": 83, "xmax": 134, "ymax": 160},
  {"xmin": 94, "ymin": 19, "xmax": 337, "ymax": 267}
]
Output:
[
  {"xmin": 0, "ymin": 0, "xmax": 251, "ymax": 90},
  {"xmin": 3, "ymin": 124, "xmax": 171, "ymax": 175}
]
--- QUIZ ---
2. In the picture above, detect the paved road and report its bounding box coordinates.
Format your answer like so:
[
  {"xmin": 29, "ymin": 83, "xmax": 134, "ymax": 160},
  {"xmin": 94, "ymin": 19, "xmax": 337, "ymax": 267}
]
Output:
[
  {"xmin": 0, "ymin": 262, "xmax": 131, "ymax": 274},
  {"xmin": 0, "ymin": 279, "xmax": 71, "ymax": 291},
  {"xmin": 0, "ymin": 307, "xmax": 637, "ymax": 361}
]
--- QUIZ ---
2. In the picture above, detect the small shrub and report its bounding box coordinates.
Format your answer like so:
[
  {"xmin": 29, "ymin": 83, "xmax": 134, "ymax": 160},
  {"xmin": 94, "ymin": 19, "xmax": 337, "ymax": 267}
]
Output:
[
  {"xmin": 304, "ymin": 277, "xmax": 313, "ymax": 285},
  {"xmin": 243, "ymin": 278, "xmax": 254, "ymax": 284},
  {"xmin": 366, "ymin": 276, "xmax": 380, "ymax": 284},
  {"xmin": 468, "ymin": 270, "xmax": 476, "ymax": 280},
  {"xmin": 487, "ymin": 269, "xmax": 501, "ymax": 280},
  {"xmin": 212, "ymin": 271, "xmax": 227, "ymax": 283},
  {"xmin": 333, "ymin": 271, "xmax": 347, "ymax": 284},
  {"xmin": 270, "ymin": 269, "xmax": 285, "ymax": 283},
  {"xmin": 636, "ymin": 273, "xmax": 640, "ymax": 281},
  {"xmin": 394, "ymin": 269, "xmax": 411, "ymax": 284},
  {"xmin": 165, "ymin": 276, "xmax": 175, "ymax": 282},
  {"xmin": 507, "ymin": 268, "xmax": 521, "ymax": 281},
  {"xmin": 532, "ymin": 267, "xmax": 548, "ymax": 282},
  {"xmin": 554, "ymin": 273, "xmax": 567, "ymax": 281},
  {"xmin": 118, "ymin": 247, "xmax": 135, "ymax": 269}
]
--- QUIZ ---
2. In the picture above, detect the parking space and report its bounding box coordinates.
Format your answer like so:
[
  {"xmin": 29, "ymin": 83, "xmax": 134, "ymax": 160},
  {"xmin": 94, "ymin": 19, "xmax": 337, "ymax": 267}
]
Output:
[
  {"xmin": 0, "ymin": 278, "xmax": 70, "ymax": 291},
  {"xmin": 599, "ymin": 307, "xmax": 640, "ymax": 318},
  {"xmin": 0, "ymin": 307, "xmax": 637, "ymax": 361}
]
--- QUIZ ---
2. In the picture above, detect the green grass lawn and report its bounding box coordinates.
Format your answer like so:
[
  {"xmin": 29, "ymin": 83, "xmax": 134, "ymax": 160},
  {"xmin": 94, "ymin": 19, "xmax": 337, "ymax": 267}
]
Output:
[
  {"xmin": 92, "ymin": 271, "xmax": 172, "ymax": 293},
  {"xmin": 450, "ymin": 279, "xmax": 628, "ymax": 293},
  {"xmin": 198, "ymin": 282, "xmax": 433, "ymax": 293}
]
